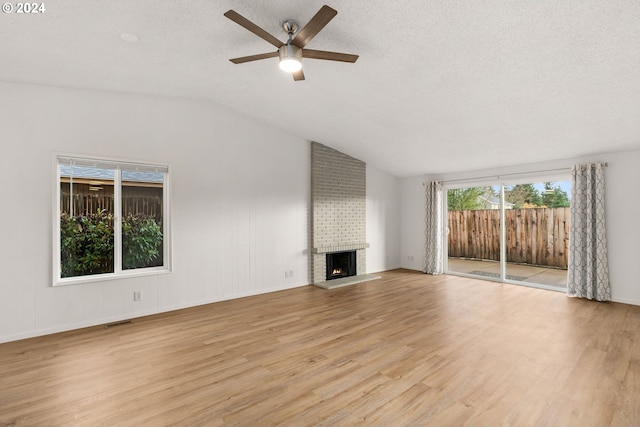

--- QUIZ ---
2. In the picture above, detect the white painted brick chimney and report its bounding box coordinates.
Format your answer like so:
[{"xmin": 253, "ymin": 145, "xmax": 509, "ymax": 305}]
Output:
[{"xmin": 311, "ymin": 142, "xmax": 368, "ymax": 285}]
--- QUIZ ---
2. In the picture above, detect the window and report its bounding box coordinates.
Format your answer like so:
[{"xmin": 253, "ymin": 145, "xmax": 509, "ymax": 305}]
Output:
[{"xmin": 54, "ymin": 155, "xmax": 170, "ymax": 285}]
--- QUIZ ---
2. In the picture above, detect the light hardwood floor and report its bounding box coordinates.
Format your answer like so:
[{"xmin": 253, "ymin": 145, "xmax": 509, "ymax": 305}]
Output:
[{"xmin": 1, "ymin": 269, "xmax": 639, "ymax": 426}]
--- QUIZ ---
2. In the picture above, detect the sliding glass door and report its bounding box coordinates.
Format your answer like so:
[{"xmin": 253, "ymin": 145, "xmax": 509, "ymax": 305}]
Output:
[
  {"xmin": 447, "ymin": 186, "xmax": 502, "ymax": 280},
  {"xmin": 446, "ymin": 179, "xmax": 570, "ymax": 290}
]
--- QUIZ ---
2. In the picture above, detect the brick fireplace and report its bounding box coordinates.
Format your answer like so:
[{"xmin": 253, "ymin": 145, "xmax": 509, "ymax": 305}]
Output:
[{"xmin": 310, "ymin": 142, "xmax": 378, "ymax": 288}]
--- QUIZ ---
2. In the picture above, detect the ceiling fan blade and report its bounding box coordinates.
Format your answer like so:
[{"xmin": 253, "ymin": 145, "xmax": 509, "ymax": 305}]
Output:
[
  {"xmin": 302, "ymin": 49, "xmax": 359, "ymax": 63},
  {"xmin": 229, "ymin": 51, "xmax": 279, "ymax": 64},
  {"xmin": 224, "ymin": 10, "xmax": 283, "ymax": 48},
  {"xmin": 292, "ymin": 5, "xmax": 337, "ymax": 48},
  {"xmin": 292, "ymin": 69, "xmax": 305, "ymax": 81}
]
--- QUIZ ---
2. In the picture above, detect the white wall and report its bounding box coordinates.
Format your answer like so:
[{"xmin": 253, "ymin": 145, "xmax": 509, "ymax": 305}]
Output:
[
  {"xmin": 399, "ymin": 149, "xmax": 640, "ymax": 306},
  {"xmin": 0, "ymin": 82, "xmax": 310, "ymax": 343},
  {"xmin": 366, "ymin": 165, "xmax": 401, "ymax": 273}
]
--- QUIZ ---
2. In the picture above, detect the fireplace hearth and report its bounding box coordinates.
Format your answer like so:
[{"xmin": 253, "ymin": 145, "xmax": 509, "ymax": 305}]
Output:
[{"xmin": 326, "ymin": 251, "xmax": 356, "ymax": 281}]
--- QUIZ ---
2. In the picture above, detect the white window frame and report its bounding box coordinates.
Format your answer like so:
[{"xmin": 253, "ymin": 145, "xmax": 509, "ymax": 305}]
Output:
[{"xmin": 53, "ymin": 154, "xmax": 172, "ymax": 286}]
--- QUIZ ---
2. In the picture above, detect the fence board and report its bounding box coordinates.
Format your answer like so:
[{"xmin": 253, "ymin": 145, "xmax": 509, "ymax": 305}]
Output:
[{"xmin": 448, "ymin": 207, "xmax": 570, "ymax": 268}]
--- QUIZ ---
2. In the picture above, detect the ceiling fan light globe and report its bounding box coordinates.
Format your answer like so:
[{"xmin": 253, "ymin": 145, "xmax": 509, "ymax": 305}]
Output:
[{"xmin": 279, "ymin": 58, "xmax": 302, "ymax": 72}]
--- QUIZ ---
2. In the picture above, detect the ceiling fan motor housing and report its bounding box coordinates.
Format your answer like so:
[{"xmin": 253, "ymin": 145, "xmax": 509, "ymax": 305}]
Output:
[
  {"xmin": 278, "ymin": 43, "xmax": 303, "ymax": 72},
  {"xmin": 279, "ymin": 43, "xmax": 302, "ymax": 62}
]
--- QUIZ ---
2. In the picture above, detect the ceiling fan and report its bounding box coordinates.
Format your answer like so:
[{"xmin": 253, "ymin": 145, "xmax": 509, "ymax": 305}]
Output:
[{"xmin": 224, "ymin": 5, "xmax": 359, "ymax": 81}]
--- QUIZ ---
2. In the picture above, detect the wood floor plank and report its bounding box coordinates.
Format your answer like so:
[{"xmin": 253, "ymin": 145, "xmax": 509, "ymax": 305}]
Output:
[{"xmin": 1, "ymin": 269, "xmax": 639, "ymax": 426}]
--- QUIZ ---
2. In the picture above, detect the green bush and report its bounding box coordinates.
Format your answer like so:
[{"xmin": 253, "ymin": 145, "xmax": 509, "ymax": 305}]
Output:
[
  {"xmin": 122, "ymin": 214, "xmax": 163, "ymax": 270},
  {"xmin": 60, "ymin": 209, "xmax": 114, "ymax": 278},
  {"xmin": 60, "ymin": 211, "xmax": 163, "ymax": 278}
]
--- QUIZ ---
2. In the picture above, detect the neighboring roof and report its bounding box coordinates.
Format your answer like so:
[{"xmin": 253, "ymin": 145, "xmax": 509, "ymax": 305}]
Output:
[{"xmin": 479, "ymin": 195, "xmax": 514, "ymax": 207}]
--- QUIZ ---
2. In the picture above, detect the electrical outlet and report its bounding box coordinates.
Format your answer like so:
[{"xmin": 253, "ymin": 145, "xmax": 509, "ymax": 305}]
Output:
[{"xmin": 133, "ymin": 291, "xmax": 142, "ymax": 302}]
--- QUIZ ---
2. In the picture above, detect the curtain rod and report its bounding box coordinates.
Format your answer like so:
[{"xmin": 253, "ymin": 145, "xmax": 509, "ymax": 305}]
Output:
[{"xmin": 423, "ymin": 163, "xmax": 608, "ymax": 186}]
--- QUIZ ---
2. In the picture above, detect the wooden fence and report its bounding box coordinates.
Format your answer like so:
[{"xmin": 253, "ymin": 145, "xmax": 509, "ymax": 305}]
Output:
[
  {"xmin": 60, "ymin": 183, "xmax": 163, "ymax": 222},
  {"xmin": 448, "ymin": 207, "xmax": 570, "ymax": 268}
]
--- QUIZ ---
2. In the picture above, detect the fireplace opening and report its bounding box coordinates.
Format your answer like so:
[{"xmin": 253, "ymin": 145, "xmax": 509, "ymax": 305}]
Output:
[{"xmin": 326, "ymin": 251, "xmax": 356, "ymax": 281}]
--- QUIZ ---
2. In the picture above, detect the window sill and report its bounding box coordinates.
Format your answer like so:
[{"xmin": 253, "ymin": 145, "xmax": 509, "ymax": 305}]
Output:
[{"xmin": 53, "ymin": 267, "xmax": 172, "ymax": 287}]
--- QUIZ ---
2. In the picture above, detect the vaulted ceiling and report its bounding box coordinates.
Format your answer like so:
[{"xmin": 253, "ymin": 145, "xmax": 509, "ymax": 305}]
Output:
[{"xmin": 2, "ymin": 0, "xmax": 639, "ymax": 177}]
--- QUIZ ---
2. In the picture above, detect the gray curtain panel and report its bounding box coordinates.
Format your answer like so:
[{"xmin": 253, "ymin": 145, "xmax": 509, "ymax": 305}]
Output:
[
  {"xmin": 424, "ymin": 181, "xmax": 443, "ymax": 275},
  {"xmin": 567, "ymin": 163, "xmax": 611, "ymax": 301}
]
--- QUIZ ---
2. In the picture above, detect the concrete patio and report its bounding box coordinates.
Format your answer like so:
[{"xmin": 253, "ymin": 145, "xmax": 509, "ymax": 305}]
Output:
[{"xmin": 447, "ymin": 258, "xmax": 567, "ymax": 288}]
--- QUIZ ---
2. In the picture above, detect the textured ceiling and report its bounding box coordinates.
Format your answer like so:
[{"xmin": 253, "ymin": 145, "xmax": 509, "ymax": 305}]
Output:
[{"xmin": 2, "ymin": 0, "xmax": 639, "ymax": 177}]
